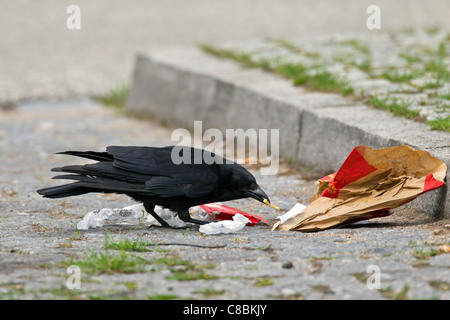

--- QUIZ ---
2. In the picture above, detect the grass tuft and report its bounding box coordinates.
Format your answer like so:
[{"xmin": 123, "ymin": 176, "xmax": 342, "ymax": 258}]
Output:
[
  {"xmin": 98, "ymin": 84, "xmax": 129, "ymax": 113},
  {"xmin": 61, "ymin": 250, "xmax": 149, "ymax": 275},
  {"xmin": 426, "ymin": 116, "xmax": 450, "ymax": 132},
  {"xmin": 306, "ymin": 71, "xmax": 354, "ymax": 95},
  {"xmin": 367, "ymin": 95, "xmax": 421, "ymax": 119},
  {"xmin": 379, "ymin": 68, "xmax": 421, "ymax": 83}
]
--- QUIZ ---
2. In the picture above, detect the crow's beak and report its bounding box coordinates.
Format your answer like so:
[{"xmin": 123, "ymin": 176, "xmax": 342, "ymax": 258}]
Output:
[
  {"xmin": 245, "ymin": 187, "xmax": 280, "ymax": 211},
  {"xmin": 263, "ymin": 198, "xmax": 280, "ymax": 211}
]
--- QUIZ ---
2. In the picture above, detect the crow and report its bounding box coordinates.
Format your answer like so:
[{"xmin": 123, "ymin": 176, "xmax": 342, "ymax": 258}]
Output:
[{"xmin": 37, "ymin": 145, "xmax": 279, "ymax": 228}]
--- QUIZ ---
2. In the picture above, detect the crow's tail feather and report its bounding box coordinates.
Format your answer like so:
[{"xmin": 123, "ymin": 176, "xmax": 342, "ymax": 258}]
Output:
[
  {"xmin": 37, "ymin": 174, "xmax": 153, "ymax": 199},
  {"xmin": 56, "ymin": 150, "xmax": 113, "ymax": 162},
  {"xmin": 37, "ymin": 182, "xmax": 91, "ymax": 199}
]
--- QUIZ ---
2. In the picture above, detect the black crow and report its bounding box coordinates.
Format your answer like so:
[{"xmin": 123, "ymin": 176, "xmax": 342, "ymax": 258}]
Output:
[{"xmin": 37, "ymin": 146, "xmax": 279, "ymax": 228}]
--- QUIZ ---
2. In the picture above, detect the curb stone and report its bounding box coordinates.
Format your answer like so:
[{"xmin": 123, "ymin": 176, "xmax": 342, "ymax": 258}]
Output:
[{"xmin": 127, "ymin": 46, "xmax": 450, "ymax": 219}]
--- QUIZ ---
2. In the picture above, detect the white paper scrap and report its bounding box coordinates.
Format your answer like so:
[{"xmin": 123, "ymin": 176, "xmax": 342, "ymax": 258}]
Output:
[
  {"xmin": 199, "ymin": 213, "xmax": 251, "ymax": 235},
  {"xmin": 276, "ymin": 203, "xmax": 306, "ymax": 223}
]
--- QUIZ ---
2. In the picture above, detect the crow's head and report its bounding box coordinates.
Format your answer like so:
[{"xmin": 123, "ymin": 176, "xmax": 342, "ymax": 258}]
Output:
[{"xmin": 225, "ymin": 164, "xmax": 279, "ymax": 211}]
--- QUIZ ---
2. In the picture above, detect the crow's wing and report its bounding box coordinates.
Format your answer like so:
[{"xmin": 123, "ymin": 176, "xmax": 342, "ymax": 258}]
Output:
[{"xmin": 106, "ymin": 146, "xmax": 220, "ymax": 198}]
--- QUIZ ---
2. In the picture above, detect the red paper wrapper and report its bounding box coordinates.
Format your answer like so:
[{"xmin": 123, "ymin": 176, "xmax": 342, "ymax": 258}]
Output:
[{"xmin": 199, "ymin": 203, "xmax": 269, "ymax": 226}]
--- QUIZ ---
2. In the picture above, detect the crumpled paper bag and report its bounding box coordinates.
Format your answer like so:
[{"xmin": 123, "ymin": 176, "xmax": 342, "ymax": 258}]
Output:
[{"xmin": 273, "ymin": 145, "xmax": 447, "ymax": 232}]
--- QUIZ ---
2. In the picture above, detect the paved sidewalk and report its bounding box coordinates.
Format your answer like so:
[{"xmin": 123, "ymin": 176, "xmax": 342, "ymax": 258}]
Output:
[
  {"xmin": 1, "ymin": 1, "xmax": 450, "ymax": 103},
  {"xmin": 0, "ymin": 100, "xmax": 449, "ymax": 300},
  {"xmin": 1, "ymin": 0, "xmax": 449, "ymax": 301}
]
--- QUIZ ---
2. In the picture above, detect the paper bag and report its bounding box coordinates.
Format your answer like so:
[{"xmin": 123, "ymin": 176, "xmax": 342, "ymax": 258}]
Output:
[{"xmin": 273, "ymin": 145, "xmax": 447, "ymax": 232}]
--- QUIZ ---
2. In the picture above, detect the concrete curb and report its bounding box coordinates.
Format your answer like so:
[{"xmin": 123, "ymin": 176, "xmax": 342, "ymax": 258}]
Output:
[{"xmin": 126, "ymin": 46, "xmax": 449, "ymax": 219}]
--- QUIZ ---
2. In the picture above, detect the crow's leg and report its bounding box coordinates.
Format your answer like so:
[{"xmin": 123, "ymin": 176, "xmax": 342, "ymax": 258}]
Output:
[
  {"xmin": 143, "ymin": 202, "xmax": 171, "ymax": 228},
  {"xmin": 178, "ymin": 210, "xmax": 209, "ymax": 225}
]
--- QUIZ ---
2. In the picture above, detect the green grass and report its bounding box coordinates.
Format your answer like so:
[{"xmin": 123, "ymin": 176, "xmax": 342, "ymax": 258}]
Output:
[
  {"xmin": 398, "ymin": 53, "xmax": 422, "ymax": 65},
  {"xmin": 253, "ymin": 277, "xmax": 274, "ymax": 287},
  {"xmin": 420, "ymin": 42, "xmax": 449, "ymax": 80},
  {"xmin": 340, "ymin": 39, "xmax": 371, "ymax": 55},
  {"xmin": 99, "ymin": 84, "xmax": 129, "ymax": 111},
  {"xmin": 425, "ymin": 26, "xmax": 440, "ymax": 35},
  {"xmin": 275, "ymin": 62, "xmax": 308, "ymax": 81},
  {"xmin": 166, "ymin": 271, "xmax": 218, "ymax": 281},
  {"xmin": 427, "ymin": 116, "xmax": 450, "ymax": 132},
  {"xmin": 368, "ymin": 95, "xmax": 421, "ymax": 119},
  {"xmin": 147, "ymin": 294, "xmax": 180, "ymax": 300},
  {"xmin": 424, "ymin": 59, "xmax": 450, "ymax": 81},
  {"xmin": 199, "ymin": 44, "xmax": 354, "ymax": 95},
  {"xmin": 104, "ymin": 233, "xmax": 155, "ymax": 252},
  {"xmin": 270, "ymin": 38, "xmax": 320, "ymax": 59},
  {"xmin": 61, "ymin": 250, "xmax": 149, "ymax": 275},
  {"xmin": 413, "ymin": 248, "xmax": 442, "ymax": 260},
  {"xmin": 379, "ymin": 68, "xmax": 421, "ymax": 83},
  {"xmin": 353, "ymin": 57, "xmax": 373, "ymax": 73},
  {"xmin": 195, "ymin": 288, "xmax": 226, "ymax": 298},
  {"xmin": 437, "ymin": 41, "xmax": 447, "ymax": 59},
  {"xmin": 270, "ymin": 38, "xmax": 301, "ymax": 53},
  {"xmin": 117, "ymin": 281, "xmax": 139, "ymax": 291},
  {"xmin": 416, "ymin": 80, "xmax": 443, "ymax": 90},
  {"xmin": 39, "ymin": 286, "xmax": 82, "ymax": 300},
  {"xmin": 198, "ymin": 44, "xmax": 272, "ymax": 71},
  {"xmin": 155, "ymin": 254, "xmax": 218, "ymax": 281},
  {"xmin": 379, "ymin": 285, "xmax": 410, "ymax": 300},
  {"xmin": 199, "ymin": 39, "xmax": 449, "ymax": 131},
  {"xmin": 155, "ymin": 255, "xmax": 196, "ymax": 269},
  {"xmin": 437, "ymin": 91, "xmax": 450, "ymax": 100},
  {"xmin": 306, "ymin": 71, "xmax": 354, "ymax": 95}
]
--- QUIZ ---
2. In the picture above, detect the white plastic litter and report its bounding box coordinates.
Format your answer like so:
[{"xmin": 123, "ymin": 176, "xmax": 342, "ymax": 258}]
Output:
[
  {"xmin": 189, "ymin": 205, "xmax": 219, "ymax": 223},
  {"xmin": 76, "ymin": 204, "xmax": 187, "ymax": 230},
  {"xmin": 76, "ymin": 208, "xmax": 115, "ymax": 230},
  {"xmin": 77, "ymin": 204, "xmax": 147, "ymax": 230},
  {"xmin": 77, "ymin": 203, "xmax": 250, "ymax": 232},
  {"xmin": 276, "ymin": 203, "xmax": 307, "ymax": 223},
  {"xmin": 199, "ymin": 213, "xmax": 251, "ymax": 235},
  {"xmin": 154, "ymin": 206, "xmax": 186, "ymax": 228}
]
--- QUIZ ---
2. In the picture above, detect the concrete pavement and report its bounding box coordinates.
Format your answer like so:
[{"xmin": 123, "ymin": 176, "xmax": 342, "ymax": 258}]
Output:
[
  {"xmin": 1, "ymin": 1, "xmax": 450, "ymax": 102},
  {"xmin": 0, "ymin": 99, "xmax": 449, "ymax": 300}
]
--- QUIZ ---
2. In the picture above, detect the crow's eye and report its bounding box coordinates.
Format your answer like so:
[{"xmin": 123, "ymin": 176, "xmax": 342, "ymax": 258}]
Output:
[{"xmin": 248, "ymin": 182, "xmax": 257, "ymax": 189}]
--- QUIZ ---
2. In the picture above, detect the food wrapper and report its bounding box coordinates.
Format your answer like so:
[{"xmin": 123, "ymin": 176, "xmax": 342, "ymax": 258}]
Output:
[
  {"xmin": 199, "ymin": 203, "xmax": 269, "ymax": 226},
  {"xmin": 273, "ymin": 145, "xmax": 447, "ymax": 232}
]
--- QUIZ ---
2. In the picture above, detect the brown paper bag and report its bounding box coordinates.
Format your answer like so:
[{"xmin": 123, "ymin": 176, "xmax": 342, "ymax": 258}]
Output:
[{"xmin": 273, "ymin": 145, "xmax": 447, "ymax": 232}]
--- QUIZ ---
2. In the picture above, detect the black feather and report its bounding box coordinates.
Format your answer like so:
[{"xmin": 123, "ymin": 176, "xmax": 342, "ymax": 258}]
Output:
[{"xmin": 56, "ymin": 150, "xmax": 113, "ymax": 162}]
